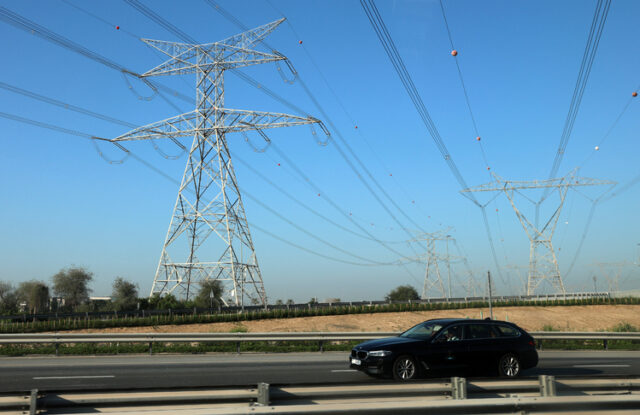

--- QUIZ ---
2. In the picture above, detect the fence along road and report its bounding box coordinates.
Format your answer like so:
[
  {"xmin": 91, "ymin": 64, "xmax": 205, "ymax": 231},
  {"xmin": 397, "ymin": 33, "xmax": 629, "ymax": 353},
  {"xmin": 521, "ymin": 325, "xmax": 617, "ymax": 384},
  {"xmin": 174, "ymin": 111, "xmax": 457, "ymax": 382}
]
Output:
[{"xmin": 0, "ymin": 331, "xmax": 638, "ymax": 353}]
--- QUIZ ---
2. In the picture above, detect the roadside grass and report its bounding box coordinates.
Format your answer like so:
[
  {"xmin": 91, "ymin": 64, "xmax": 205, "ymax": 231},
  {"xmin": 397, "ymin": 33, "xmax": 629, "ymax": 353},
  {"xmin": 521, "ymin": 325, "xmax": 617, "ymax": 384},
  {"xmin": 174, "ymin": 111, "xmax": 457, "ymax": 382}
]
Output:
[
  {"xmin": 1, "ymin": 297, "xmax": 639, "ymax": 334},
  {"xmin": 0, "ymin": 341, "xmax": 362, "ymax": 356},
  {"xmin": 536, "ymin": 321, "xmax": 640, "ymax": 351}
]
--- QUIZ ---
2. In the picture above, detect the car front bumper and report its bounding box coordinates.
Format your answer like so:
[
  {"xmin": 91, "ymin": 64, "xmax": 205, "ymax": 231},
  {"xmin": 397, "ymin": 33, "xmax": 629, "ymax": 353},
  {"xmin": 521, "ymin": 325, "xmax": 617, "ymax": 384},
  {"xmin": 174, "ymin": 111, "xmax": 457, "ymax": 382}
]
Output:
[{"xmin": 349, "ymin": 355, "xmax": 394, "ymax": 376}]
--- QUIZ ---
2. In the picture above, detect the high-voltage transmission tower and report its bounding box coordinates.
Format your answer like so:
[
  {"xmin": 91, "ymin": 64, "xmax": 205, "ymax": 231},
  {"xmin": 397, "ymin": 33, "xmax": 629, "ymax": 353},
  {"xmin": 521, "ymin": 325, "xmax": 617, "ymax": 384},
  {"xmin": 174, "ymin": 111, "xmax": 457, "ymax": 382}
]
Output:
[
  {"xmin": 105, "ymin": 19, "xmax": 327, "ymax": 306},
  {"xmin": 462, "ymin": 169, "xmax": 615, "ymax": 295},
  {"xmin": 409, "ymin": 229, "xmax": 456, "ymax": 299}
]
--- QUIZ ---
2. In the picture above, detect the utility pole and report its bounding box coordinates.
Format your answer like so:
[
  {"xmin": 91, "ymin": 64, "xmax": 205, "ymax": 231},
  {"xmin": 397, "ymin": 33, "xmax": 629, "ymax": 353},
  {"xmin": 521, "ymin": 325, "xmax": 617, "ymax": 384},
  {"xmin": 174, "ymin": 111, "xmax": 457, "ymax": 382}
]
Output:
[
  {"xmin": 487, "ymin": 271, "xmax": 493, "ymax": 320},
  {"xmin": 102, "ymin": 20, "xmax": 328, "ymax": 306},
  {"xmin": 592, "ymin": 275, "xmax": 597, "ymax": 293}
]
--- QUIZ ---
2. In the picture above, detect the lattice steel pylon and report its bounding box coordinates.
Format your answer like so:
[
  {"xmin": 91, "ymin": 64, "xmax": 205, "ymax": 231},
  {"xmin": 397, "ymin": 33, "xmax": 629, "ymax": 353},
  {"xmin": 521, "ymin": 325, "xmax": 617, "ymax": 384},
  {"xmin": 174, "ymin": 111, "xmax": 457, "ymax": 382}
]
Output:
[
  {"xmin": 106, "ymin": 19, "xmax": 327, "ymax": 306},
  {"xmin": 408, "ymin": 229, "xmax": 455, "ymax": 299},
  {"xmin": 462, "ymin": 169, "xmax": 615, "ymax": 295}
]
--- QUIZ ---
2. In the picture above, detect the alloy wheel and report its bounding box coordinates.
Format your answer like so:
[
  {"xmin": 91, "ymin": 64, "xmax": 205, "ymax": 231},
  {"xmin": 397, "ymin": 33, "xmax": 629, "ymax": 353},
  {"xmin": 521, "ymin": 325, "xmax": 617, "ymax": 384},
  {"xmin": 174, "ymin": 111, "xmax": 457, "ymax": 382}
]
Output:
[
  {"xmin": 396, "ymin": 358, "xmax": 416, "ymax": 380},
  {"xmin": 501, "ymin": 355, "xmax": 520, "ymax": 377}
]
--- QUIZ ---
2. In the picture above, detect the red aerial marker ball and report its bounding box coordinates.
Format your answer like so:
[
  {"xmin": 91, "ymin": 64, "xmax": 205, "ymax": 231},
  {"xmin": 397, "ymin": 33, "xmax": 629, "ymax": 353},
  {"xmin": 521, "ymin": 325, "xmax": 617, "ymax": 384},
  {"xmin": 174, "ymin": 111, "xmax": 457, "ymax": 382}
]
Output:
[
  {"xmin": 487, "ymin": 167, "xmax": 491, "ymax": 170},
  {"xmin": 389, "ymin": 173, "xmax": 392, "ymax": 177},
  {"xmin": 298, "ymin": 40, "xmax": 303, "ymax": 45},
  {"xmin": 317, "ymin": 193, "xmax": 321, "ymax": 196},
  {"xmin": 354, "ymin": 125, "xmax": 358, "ymax": 129},
  {"xmin": 476, "ymin": 136, "xmax": 481, "ymax": 141},
  {"xmin": 451, "ymin": 50, "xmax": 458, "ymax": 57},
  {"xmin": 116, "ymin": 26, "xmax": 120, "ymax": 30},
  {"xmin": 277, "ymin": 163, "xmax": 281, "ymax": 166},
  {"xmin": 633, "ymin": 92, "xmax": 638, "ymax": 97}
]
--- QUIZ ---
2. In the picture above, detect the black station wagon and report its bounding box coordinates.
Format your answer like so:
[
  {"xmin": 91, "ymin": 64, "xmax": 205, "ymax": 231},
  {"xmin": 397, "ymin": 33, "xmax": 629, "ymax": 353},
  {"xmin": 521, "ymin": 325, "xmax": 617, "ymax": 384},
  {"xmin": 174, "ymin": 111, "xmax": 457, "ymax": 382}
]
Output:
[{"xmin": 350, "ymin": 318, "xmax": 538, "ymax": 380}]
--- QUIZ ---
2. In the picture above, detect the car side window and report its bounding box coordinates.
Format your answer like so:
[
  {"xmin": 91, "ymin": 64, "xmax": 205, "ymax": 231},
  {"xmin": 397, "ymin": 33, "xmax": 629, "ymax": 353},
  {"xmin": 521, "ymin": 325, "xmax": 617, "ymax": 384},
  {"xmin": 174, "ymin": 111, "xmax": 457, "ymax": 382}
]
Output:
[
  {"xmin": 435, "ymin": 325, "xmax": 464, "ymax": 343},
  {"xmin": 494, "ymin": 324, "xmax": 521, "ymax": 337},
  {"xmin": 467, "ymin": 324, "xmax": 495, "ymax": 339}
]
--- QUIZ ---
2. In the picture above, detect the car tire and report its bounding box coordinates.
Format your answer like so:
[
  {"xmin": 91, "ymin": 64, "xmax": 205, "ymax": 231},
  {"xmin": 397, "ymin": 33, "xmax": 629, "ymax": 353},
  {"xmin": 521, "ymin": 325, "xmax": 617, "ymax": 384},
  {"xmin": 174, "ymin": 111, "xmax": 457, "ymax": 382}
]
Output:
[
  {"xmin": 498, "ymin": 353, "xmax": 521, "ymax": 377},
  {"xmin": 392, "ymin": 355, "xmax": 419, "ymax": 381}
]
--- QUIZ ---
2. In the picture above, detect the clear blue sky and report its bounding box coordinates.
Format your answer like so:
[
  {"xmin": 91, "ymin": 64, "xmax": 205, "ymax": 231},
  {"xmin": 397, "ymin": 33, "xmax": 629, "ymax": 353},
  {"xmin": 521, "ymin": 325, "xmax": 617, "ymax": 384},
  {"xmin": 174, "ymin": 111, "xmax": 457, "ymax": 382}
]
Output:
[{"xmin": 1, "ymin": 0, "xmax": 638, "ymax": 302}]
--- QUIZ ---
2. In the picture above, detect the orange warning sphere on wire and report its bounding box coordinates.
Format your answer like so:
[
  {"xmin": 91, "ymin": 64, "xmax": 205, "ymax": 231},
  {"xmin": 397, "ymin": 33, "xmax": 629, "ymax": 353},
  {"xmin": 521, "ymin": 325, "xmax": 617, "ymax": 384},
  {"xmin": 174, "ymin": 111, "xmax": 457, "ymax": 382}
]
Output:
[
  {"xmin": 277, "ymin": 163, "xmax": 281, "ymax": 166},
  {"xmin": 487, "ymin": 167, "xmax": 491, "ymax": 170},
  {"xmin": 633, "ymin": 92, "xmax": 638, "ymax": 97},
  {"xmin": 298, "ymin": 40, "xmax": 303, "ymax": 44},
  {"xmin": 389, "ymin": 173, "xmax": 392, "ymax": 177},
  {"xmin": 476, "ymin": 136, "xmax": 481, "ymax": 141},
  {"xmin": 354, "ymin": 125, "xmax": 358, "ymax": 129},
  {"xmin": 116, "ymin": 26, "xmax": 120, "ymax": 30},
  {"xmin": 451, "ymin": 50, "xmax": 458, "ymax": 56}
]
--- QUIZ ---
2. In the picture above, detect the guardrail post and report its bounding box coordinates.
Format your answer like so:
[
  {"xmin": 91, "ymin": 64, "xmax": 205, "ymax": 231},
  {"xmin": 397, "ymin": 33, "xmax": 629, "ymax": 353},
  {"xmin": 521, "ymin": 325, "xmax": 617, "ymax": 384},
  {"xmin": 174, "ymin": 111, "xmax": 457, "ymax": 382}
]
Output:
[
  {"xmin": 257, "ymin": 383, "xmax": 270, "ymax": 406},
  {"xmin": 236, "ymin": 342, "xmax": 241, "ymax": 354},
  {"xmin": 55, "ymin": 343, "xmax": 59, "ymax": 357},
  {"xmin": 604, "ymin": 339, "xmax": 608, "ymax": 350},
  {"xmin": 319, "ymin": 341, "xmax": 324, "ymax": 352},
  {"xmin": 451, "ymin": 377, "xmax": 467, "ymax": 399},
  {"xmin": 29, "ymin": 389, "xmax": 38, "ymax": 415},
  {"xmin": 539, "ymin": 375, "xmax": 556, "ymax": 397},
  {"xmin": 148, "ymin": 342, "xmax": 153, "ymax": 355}
]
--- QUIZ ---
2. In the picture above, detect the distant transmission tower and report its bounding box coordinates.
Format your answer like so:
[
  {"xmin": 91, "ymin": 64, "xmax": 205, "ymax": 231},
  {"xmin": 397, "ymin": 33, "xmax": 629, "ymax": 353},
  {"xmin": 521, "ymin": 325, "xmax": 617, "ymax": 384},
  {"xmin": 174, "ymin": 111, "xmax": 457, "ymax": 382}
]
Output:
[
  {"xmin": 105, "ymin": 19, "xmax": 327, "ymax": 306},
  {"xmin": 462, "ymin": 169, "xmax": 615, "ymax": 295},
  {"xmin": 410, "ymin": 229, "xmax": 456, "ymax": 299}
]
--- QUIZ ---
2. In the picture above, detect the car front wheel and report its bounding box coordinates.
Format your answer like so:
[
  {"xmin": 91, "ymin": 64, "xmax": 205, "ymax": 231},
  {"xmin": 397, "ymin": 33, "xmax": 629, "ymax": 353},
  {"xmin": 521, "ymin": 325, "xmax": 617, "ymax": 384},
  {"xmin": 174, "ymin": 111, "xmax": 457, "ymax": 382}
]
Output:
[
  {"xmin": 393, "ymin": 355, "xmax": 418, "ymax": 380},
  {"xmin": 498, "ymin": 353, "xmax": 521, "ymax": 377}
]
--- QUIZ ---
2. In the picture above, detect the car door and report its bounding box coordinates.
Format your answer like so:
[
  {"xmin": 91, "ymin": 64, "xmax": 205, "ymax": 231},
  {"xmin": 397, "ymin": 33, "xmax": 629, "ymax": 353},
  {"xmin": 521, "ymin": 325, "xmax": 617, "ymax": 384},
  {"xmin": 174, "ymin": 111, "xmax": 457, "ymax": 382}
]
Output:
[
  {"xmin": 422, "ymin": 324, "xmax": 469, "ymax": 373},
  {"xmin": 466, "ymin": 323, "xmax": 501, "ymax": 372}
]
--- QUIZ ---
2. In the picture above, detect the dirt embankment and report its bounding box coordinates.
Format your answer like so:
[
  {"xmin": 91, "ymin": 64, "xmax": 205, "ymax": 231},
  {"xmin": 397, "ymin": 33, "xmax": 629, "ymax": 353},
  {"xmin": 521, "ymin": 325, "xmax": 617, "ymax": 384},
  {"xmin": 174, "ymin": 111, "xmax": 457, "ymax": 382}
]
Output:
[{"xmin": 63, "ymin": 305, "xmax": 640, "ymax": 334}]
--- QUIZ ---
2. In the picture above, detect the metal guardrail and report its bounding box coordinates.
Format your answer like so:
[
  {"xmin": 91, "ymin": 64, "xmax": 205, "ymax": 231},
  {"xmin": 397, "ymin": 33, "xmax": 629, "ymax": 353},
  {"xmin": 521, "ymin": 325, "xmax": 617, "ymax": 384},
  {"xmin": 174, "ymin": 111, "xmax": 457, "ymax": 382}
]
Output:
[
  {"xmin": 0, "ymin": 331, "xmax": 638, "ymax": 354},
  {"xmin": 2, "ymin": 376, "xmax": 639, "ymax": 414}
]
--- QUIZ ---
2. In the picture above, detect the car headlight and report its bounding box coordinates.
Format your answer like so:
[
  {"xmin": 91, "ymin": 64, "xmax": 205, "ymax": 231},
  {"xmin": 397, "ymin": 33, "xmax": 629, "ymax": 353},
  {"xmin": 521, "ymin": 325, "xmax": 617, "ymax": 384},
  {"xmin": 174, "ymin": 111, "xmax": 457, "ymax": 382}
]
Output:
[{"xmin": 369, "ymin": 350, "xmax": 392, "ymax": 357}]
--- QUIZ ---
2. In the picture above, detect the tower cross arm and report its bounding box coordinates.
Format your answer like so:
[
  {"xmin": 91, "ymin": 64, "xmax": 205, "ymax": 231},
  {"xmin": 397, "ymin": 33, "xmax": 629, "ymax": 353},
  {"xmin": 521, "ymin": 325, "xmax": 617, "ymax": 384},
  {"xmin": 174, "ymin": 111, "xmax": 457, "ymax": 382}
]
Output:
[
  {"xmin": 141, "ymin": 43, "xmax": 286, "ymax": 77},
  {"xmin": 109, "ymin": 110, "xmax": 199, "ymax": 142},
  {"xmin": 108, "ymin": 108, "xmax": 329, "ymax": 142},
  {"xmin": 221, "ymin": 108, "xmax": 328, "ymax": 134}
]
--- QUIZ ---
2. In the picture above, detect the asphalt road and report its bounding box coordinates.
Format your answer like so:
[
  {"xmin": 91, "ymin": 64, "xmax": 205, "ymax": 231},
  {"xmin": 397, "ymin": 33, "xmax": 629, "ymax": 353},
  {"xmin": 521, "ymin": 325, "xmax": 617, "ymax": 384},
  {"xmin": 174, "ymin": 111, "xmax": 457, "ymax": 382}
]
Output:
[{"xmin": 0, "ymin": 351, "xmax": 637, "ymax": 393}]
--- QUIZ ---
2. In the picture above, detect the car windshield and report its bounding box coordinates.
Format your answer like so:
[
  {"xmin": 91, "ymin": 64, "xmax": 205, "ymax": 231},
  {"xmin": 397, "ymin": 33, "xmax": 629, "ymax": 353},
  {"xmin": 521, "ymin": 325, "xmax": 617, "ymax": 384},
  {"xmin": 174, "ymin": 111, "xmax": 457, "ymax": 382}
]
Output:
[{"xmin": 399, "ymin": 322, "xmax": 444, "ymax": 340}]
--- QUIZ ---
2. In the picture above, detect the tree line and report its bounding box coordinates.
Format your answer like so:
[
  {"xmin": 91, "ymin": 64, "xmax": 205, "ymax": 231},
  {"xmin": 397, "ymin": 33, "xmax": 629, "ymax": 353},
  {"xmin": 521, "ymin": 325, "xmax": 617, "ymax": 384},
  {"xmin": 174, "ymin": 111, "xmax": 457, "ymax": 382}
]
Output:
[
  {"xmin": 0, "ymin": 266, "xmax": 421, "ymax": 315},
  {"xmin": 0, "ymin": 267, "xmax": 224, "ymax": 314}
]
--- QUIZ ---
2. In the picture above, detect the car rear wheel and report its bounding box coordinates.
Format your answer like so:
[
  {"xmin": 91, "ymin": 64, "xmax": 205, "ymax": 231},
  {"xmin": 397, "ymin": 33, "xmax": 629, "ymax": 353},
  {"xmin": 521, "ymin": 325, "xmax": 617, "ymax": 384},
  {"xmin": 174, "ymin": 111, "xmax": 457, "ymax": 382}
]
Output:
[
  {"xmin": 498, "ymin": 353, "xmax": 521, "ymax": 377},
  {"xmin": 393, "ymin": 355, "xmax": 418, "ymax": 380}
]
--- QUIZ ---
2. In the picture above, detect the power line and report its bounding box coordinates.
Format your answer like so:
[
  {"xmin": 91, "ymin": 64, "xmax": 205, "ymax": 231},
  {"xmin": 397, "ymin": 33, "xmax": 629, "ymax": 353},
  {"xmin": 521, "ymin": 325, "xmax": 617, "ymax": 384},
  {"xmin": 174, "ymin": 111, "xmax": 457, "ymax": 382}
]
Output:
[
  {"xmin": 0, "ymin": 110, "xmax": 402, "ymax": 267},
  {"xmin": 546, "ymin": 0, "xmax": 612, "ymax": 182},
  {"xmin": 360, "ymin": 0, "xmax": 508, "ymax": 290},
  {"xmin": 438, "ymin": 0, "xmax": 490, "ymax": 170},
  {"xmin": 0, "ymin": 6, "xmax": 193, "ymax": 105}
]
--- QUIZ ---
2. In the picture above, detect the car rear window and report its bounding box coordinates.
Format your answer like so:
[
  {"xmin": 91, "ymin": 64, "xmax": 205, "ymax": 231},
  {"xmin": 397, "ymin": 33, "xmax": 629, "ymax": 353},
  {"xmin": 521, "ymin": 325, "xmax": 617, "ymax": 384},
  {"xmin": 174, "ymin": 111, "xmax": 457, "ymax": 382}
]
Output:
[{"xmin": 494, "ymin": 324, "xmax": 521, "ymax": 337}]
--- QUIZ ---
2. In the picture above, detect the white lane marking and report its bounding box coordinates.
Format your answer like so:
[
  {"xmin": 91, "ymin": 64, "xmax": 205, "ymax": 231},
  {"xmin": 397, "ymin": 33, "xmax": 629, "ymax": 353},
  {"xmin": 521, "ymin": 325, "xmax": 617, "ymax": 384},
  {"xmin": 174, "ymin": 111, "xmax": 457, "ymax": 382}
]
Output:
[
  {"xmin": 573, "ymin": 364, "xmax": 630, "ymax": 368},
  {"xmin": 33, "ymin": 375, "xmax": 115, "ymax": 380},
  {"xmin": 331, "ymin": 369, "xmax": 358, "ymax": 373}
]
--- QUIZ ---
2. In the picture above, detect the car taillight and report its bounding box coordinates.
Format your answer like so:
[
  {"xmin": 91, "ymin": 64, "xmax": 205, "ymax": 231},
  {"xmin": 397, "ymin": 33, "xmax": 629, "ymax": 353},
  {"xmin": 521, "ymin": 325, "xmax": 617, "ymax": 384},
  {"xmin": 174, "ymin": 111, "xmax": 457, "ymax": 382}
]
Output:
[{"xmin": 528, "ymin": 340, "xmax": 535, "ymax": 347}]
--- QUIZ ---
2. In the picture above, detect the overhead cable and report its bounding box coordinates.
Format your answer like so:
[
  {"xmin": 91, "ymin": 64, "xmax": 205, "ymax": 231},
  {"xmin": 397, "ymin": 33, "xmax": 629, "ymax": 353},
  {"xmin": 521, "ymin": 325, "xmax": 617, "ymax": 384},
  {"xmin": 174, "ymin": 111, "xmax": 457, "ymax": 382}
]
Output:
[{"xmin": 546, "ymin": 0, "xmax": 612, "ymax": 182}]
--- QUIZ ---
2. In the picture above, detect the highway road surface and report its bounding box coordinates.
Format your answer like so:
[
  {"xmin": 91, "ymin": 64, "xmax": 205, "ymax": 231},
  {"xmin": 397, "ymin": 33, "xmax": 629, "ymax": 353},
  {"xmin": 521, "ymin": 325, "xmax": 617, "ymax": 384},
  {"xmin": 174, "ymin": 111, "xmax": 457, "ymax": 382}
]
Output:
[{"xmin": 0, "ymin": 351, "xmax": 637, "ymax": 393}]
